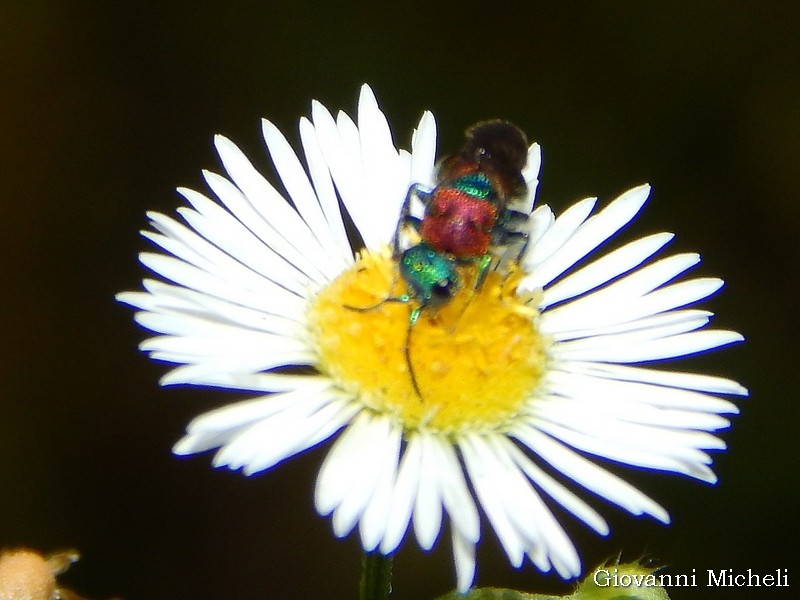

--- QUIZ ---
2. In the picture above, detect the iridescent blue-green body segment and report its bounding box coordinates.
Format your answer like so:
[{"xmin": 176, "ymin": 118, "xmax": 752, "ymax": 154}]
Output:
[
  {"xmin": 450, "ymin": 171, "xmax": 493, "ymax": 199},
  {"xmin": 398, "ymin": 243, "xmax": 459, "ymax": 324}
]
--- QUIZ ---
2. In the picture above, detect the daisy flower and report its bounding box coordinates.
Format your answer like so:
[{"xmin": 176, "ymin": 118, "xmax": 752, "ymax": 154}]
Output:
[{"xmin": 118, "ymin": 84, "xmax": 747, "ymax": 592}]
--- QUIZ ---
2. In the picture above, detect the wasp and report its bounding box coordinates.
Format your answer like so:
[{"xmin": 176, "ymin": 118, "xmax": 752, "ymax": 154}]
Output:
[
  {"xmin": 349, "ymin": 121, "xmax": 533, "ymax": 399},
  {"xmin": 395, "ymin": 120, "xmax": 531, "ymax": 287}
]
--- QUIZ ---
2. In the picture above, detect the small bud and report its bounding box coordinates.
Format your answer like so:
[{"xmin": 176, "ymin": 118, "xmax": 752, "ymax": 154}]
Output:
[
  {"xmin": 0, "ymin": 549, "xmax": 59, "ymax": 600},
  {"xmin": 575, "ymin": 561, "xmax": 670, "ymax": 600}
]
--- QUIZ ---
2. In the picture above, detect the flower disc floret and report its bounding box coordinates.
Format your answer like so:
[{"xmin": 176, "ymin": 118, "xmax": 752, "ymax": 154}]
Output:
[{"xmin": 308, "ymin": 247, "xmax": 548, "ymax": 434}]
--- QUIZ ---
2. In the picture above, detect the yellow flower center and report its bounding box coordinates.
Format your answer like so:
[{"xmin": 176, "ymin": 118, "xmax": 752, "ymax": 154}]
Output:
[{"xmin": 307, "ymin": 247, "xmax": 548, "ymax": 434}]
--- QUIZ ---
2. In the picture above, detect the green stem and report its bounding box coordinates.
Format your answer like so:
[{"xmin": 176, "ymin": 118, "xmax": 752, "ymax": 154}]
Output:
[{"xmin": 359, "ymin": 551, "xmax": 393, "ymax": 600}]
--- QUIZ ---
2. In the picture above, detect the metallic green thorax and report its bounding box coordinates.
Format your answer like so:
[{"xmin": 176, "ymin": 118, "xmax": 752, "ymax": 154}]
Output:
[{"xmin": 399, "ymin": 244, "xmax": 459, "ymax": 321}]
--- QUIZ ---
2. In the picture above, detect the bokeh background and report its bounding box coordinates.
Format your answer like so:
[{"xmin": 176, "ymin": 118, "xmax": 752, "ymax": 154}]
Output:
[{"xmin": 2, "ymin": 2, "xmax": 797, "ymax": 599}]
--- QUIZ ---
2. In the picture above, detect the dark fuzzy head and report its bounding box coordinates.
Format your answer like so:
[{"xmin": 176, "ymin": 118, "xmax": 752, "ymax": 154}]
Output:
[{"xmin": 462, "ymin": 120, "xmax": 529, "ymax": 173}]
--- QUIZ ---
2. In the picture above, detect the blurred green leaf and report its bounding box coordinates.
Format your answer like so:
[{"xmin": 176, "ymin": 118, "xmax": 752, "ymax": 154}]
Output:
[{"xmin": 435, "ymin": 562, "xmax": 669, "ymax": 600}]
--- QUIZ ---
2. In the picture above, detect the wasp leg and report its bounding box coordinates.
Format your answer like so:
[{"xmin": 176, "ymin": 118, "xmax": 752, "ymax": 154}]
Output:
[
  {"xmin": 474, "ymin": 253, "xmax": 494, "ymax": 290},
  {"xmin": 495, "ymin": 208, "xmax": 530, "ymax": 253},
  {"xmin": 503, "ymin": 208, "xmax": 530, "ymax": 228},
  {"xmin": 408, "ymin": 183, "xmax": 433, "ymax": 209},
  {"xmin": 491, "ymin": 226, "xmax": 529, "ymax": 275},
  {"xmin": 393, "ymin": 183, "xmax": 432, "ymax": 253},
  {"xmin": 392, "ymin": 217, "xmax": 423, "ymax": 260}
]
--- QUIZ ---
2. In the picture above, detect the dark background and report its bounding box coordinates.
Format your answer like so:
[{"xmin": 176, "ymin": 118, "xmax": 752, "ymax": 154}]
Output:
[{"xmin": 1, "ymin": 2, "xmax": 797, "ymax": 599}]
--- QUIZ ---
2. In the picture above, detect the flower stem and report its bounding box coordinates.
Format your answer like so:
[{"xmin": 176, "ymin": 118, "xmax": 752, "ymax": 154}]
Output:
[{"xmin": 359, "ymin": 551, "xmax": 393, "ymax": 600}]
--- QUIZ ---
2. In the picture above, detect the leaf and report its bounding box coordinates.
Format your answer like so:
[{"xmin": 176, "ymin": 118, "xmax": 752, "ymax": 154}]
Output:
[{"xmin": 434, "ymin": 561, "xmax": 670, "ymax": 600}]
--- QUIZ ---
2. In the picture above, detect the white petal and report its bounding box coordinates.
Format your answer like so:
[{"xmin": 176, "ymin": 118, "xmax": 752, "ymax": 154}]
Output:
[
  {"xmin": 523, "ymin": 197, "xmax": 597, "ymax": 270},
  {"xmin": 182, "ymin": 383, "xmax": 331, "ymax": 434},
  {"xmin": 548, "ymin": 309, "xmax": 711, "ymax": 343},
  {"xmin": 500, "ymin": 438, "xmax": 609, "ymax": 535},
  {"xmin": 527, "ymin": 204, "xmax": 555, "ymax": 246},
  {"xmin": 312, "ymin": 102, "xmax": 371, "ymax": 243},
  {"xmin": 359, "ymin": 423, "xmax": 403, "ymax": 550},
  {"xmin": 157, "ymin": 369, "xmax": 323, "ymax": 394},
  {"xmin": 173, "ymin": 388, "xmax": 347, "ymax": 469},
  {"xmin": 328, "ymin": 415, "xmax": 399, "ymax": 538},
  {"xmin": 458, "ymin": 435, "xmax": 525, "ymax": 567},
  {"xmin": 298, "ymin": 117, "xmax": 354, "ymax": 262},
  {"xmin": 540, "ymin": 232, "xmax": 674, "ymax": 307},
  {"xmin": 176, "ymin": 186, "xmax": 316, "ymax": 290},
  {"xmin": 173, "ymin": 391, "xmax": 321, "ymax": 456},
  {"xmin": 518, "ymin": 143, "xmax": 542, "ymax": 214},
  {"xmin": 482, "ymin": 436, "xmax": 581, "ymax": 578},
  {"xmin": 263, "ymin": 118, "xmax": 351, "ymax": 270},
  {"xmin": 410, "ymin": 110, "xmax": 437, "ymax": 188},
  {"xmin": 131, "ymin": 295, "xmax": 303, "ymax": 340},
  {"xmin": 380, "ymin": 435, "xmax": 424, "ymax": 554},
  {"xmin": 336, "ymin": 108, "xmax": 360, "ymax": 158},
  {"xmin": 552, "ymin": 329, "xmax": 744, "ymax": 363},
  {"xmin": 140, "ymin": 330, "xmax": 306, "ymax": 363},
  {"xmin": 137, "ymin": 314, "xmax": 299, "ymax": 349},
  {"xmin": 413, "ymin": 432, "xmax": 444, "ymax": 550},
  {"xmin": 513, "ymin": 426, "xmax": 670, "ymax": 523},
  {"xmin": 428, "ymin": 438, "xmax": 480, "ymax": 544},
  {"xmin": 312, "ymin": 84, "xmax": 409, "ymax": 250},
  {"xmin": 212, "ymin": 136, "xmax": 339, "ymax": 280},
  {"xmin": 529, "ymin": 409, "xmax": 721, "ymax": 482},
  {"xmin": 218, "ymin": 397, "xmax": 353, "ymax": 474},
  {"xmin": 529, "ymin": 185, "xmax": 650, "ymax": 289},
  {"xmin": 315, "ymin": 413, "xmax": 377, "ymax": 517},
  {"xmin": 541, "ymin": 267, "xmax": 721, "ymax": 335},
  {"xmin": 544, "ymin": 370, "xmax": 734, "ymax": 426},
  {"xmin": 560, "ymin": 361, "xmax": 749, "ymax": 396},
  {"xmin": 156, "ymin": 353, "xmax": 316, "ymax": 385},
  {"xmin": 140, "ymin": 275, "xmax": 304, "ymax": 324},
  {"xmin": 142, "ymin": 207, "xmax": 308, "ymax": 300},
  {"xmin": 452, "ymin": 527, "xmax": 477, "ymax": 593},
  {"xmin": 151, "ymin": 353, "xmax": 306, "ymax": 379},
  {"xmin": 199, "ymin": 169, "xmax": 330, "ymax": 285}
]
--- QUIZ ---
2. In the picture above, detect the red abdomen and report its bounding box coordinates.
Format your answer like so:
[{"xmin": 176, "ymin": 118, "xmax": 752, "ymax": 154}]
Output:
[{"xmin": 420, "ymin": 187, "xmax": 498, "ymax": 257}]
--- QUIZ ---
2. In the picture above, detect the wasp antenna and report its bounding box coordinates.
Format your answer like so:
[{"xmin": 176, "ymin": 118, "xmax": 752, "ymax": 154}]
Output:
[
  {"xmin": 343, "ymin": 301, "xmax": 385, "ymax": 313},
  {"xmin": 343, "ymin": 267, "xmax": 411, "ymax": 312},
  {"xmin": 343, "ymin": 295, "xmax": 410, "ymax": 313},
  {"xmin": 404, "ymin": 316, "xmax": 424, "ymax": 402}
]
